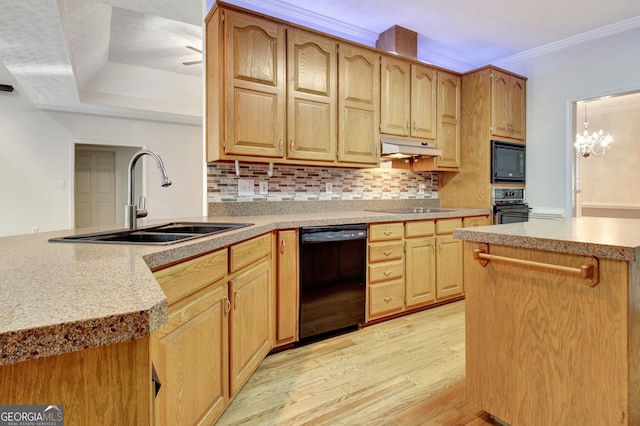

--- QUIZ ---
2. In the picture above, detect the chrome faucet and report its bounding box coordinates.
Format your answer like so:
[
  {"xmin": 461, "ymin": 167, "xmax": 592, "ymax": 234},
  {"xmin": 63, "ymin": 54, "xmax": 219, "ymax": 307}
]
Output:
[{"xmin": 125, "ymin": 149, "xmax": 172, "ymax": 230}]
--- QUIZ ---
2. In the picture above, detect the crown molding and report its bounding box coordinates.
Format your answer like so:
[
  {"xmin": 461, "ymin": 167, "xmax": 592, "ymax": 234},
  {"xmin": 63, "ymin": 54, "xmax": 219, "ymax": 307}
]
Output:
[
  {"xmin": 494, "ymin": 15, "xmax": 640, "ymax": 68},
  {"xmin": 223, "ymin": 0, "xmax": 378, "ymax": 45}
]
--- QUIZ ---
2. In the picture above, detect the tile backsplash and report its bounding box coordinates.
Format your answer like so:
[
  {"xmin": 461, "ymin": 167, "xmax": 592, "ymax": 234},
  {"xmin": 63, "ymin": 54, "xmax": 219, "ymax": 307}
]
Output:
[{"xmin": 207, "ymin": 163, "xmax": 438, "ymax": 202}]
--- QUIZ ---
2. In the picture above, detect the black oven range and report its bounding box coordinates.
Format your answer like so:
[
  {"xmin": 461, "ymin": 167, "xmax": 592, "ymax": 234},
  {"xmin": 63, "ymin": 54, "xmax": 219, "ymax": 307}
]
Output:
[{"xmin": 492, "ymin": 188, "xmax": 530, "ymax": 224}]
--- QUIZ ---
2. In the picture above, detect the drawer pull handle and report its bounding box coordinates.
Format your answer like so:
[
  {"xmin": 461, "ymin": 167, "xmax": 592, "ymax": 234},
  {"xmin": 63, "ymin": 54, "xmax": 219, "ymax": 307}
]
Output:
[
  {"xmin": 383, "ymin": 231, "xmax": 392, "ymax": 236},
  {"xmin": 473, "ymin": 243, "xmax": 599, "ymax": 287},
  {"xmin": 383, "ymin": 296, "xmax": 392, "ymax": 303},
  {"xmin": 383, "ymin": 250, "xmax": 393, "ymax": 256},
  {"xmin": 383, "ymin": 270, "xmax": 392, "ymax": 276}
]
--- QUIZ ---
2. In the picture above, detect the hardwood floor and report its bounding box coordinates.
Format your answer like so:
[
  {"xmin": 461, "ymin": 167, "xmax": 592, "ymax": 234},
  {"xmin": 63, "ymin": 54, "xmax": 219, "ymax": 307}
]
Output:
[{"xmin": 218, "ymin": 300, "xmax": 496, "ymax": 425}]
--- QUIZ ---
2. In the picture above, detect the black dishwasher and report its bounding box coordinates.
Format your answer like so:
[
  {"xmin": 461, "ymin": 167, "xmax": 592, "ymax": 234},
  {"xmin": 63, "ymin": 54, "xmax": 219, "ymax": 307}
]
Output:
[{"xmin": 299, "ymin": 224, "xmax": 367, "ymax": 341}]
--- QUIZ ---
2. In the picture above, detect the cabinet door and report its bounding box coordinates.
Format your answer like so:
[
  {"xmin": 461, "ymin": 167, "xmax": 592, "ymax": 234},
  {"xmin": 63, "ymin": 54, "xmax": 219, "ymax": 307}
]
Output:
[
  {"xmin": 380, "ymin": 55, "xmax": 410, "ymax": 137},
  {"xmin": 411, "ymin": 64, "xmax": 437, "ymax": 140},
  {"xmin": 405, "ymin": 236, "xmax": 436, "ymax": 308},
  {"xmin": 436, "ymin": 234, "xmax": 463, "ymax": 299},
  {"xmin": 224, "ymin": 11, "xmax": 286, "ymax": 157},
  {"xmin": 435, "ymin": 71, "xmax": 461, "ymax": 168},
  {"xmin": 491, "ymin": 69, "xmax": 510, "ymax": 138},
  {"xmin": 509, "ymin": 76, "xmax": 526, "ymax": 140},
  {"xmin": 152, "ymin": 283, "xmax": 229, "ymax": 426},
  {"xmin": 338, "ymin": 43, "xmax": 380, "ymax": 164},
  {"xmin": 287, "ymin": 29, "xmax": 337, "ymax": 161},
  {"xmin": 229, "ymin": 257, "xmax": 272, "ymax": 396},
  {"xmin": 275, "ymin": 230, "xmax": 299, "ymax": 346}
]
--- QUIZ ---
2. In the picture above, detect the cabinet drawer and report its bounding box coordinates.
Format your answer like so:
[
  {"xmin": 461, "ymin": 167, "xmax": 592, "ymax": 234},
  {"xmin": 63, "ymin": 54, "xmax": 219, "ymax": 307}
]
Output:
[
  {"xmin": 436, "ymin": 218, "xmax": 463, "ymax": 234},
  {"xmin": 463, "ymin": 215, "xmax": 490, "ymax": 228},
  {"xmin": 369, "ymin": 260, "xmax": 404, "ymax": 283},
  {"xmin": 369, "ymin": 242, "xmax": 404, "ymax": 262},
  {"xmin": 230, "ymin": 233, "xmax": 272, "ymax": 273},
  {"xmin": 154, "ymin": 249, "xmax": 228, "ymax": 305},
  {"xmin": 369, "ymin": 279, "xmax": 404, "ymax": 317},
  {"xmin": 369, "ymin": 222, "xmax": 404, "ymax": 241},
  {"xmin": 405, "ymin": 220, "xmax": 435, "ymax": 238}
]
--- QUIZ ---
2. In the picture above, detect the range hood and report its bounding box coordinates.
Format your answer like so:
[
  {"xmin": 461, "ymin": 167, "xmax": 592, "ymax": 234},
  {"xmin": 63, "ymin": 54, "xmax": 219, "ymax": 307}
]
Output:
[{"xmin": 380, "ymin": 137, "xmax": 442, "ymax": 159}]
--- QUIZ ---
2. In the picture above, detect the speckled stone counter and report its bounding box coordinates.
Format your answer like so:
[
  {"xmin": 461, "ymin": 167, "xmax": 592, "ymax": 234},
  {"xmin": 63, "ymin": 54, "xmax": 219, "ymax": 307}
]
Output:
[
  {"xmin": 453, "ymin": 216, "xmax": 640, "ymax": 261},
  {"xmin": 1, "ymin": 206, "xmax": 488, "ymax": 365}
]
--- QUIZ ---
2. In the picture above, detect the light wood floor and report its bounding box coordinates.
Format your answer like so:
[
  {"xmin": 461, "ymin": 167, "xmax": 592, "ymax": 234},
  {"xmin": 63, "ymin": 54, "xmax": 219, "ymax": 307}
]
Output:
[{"xmin": 218, "ymin": 300, "xmax": 496, "ymax": 425}]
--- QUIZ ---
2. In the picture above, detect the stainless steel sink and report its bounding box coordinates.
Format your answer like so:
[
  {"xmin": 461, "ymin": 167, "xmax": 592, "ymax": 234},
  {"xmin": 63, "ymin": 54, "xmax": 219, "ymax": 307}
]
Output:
[{"xmin": 49, "ymin": 222, "xmax": 253, "ymax": 245}]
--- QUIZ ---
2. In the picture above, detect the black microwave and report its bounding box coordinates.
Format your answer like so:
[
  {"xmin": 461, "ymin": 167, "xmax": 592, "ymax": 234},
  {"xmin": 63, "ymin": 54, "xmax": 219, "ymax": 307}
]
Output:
[{"xmin": 491, "ymin": 140, "xmax": 526, "ymax": 184}]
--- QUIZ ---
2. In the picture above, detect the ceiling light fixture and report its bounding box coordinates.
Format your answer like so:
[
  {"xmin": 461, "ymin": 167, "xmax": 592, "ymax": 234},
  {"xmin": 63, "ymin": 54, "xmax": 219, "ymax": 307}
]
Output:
[{"xmin": 575, "ymin": 101, "xmax": 613, "ymax": 158}]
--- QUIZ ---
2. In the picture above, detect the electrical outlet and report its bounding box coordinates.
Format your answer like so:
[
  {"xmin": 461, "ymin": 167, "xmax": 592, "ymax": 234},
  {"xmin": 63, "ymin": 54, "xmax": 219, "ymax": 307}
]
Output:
[
  {"xmin": 259, "ymin": 181, "xmax": 268, "ymax": 195},
  {"xmin": 32, "ymin": 226, "xmax": 39, "ymax": 233},
  {"xmin": 238, "ymin": 179, "xmax": 254, "ymax": 196},
  {"xmin": 326, "ymin": 182, "xmax": 333, "ymax": 194}
]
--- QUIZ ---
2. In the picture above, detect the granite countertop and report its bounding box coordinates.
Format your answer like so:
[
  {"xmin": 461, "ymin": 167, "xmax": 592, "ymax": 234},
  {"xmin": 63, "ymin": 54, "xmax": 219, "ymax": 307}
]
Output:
[
  {"xmin": 0, "ymin": 207, "xmax": 488, "ymax": 365},
  {"xmin": 453, "ymin": 216, "xmax": 640, "ymax": 261}
]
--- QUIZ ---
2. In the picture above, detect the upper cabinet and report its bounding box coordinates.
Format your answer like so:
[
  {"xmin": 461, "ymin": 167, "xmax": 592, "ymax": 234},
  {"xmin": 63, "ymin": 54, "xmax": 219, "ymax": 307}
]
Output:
[
  {"xmin": 435, "ymin": 71, "xmax": 461, "ymax": 168},
  {"xmin": 206, "ymin": 4, "xmax": 379, "ymax": 167},
  {"xmin": 221, "ymin": 11, "xmax": 286, "ymax": 158},
  {"xmin": 491, "ymin": 69, "xmax": 526, "ymax": 141},
  {"xmin": 338, "ymin": 43, "xmax": 381, "ymax": 164},
  {"xmin": 380, "ymin": 56, "xmax": 437, "ymax": 141},
  {"xmin": 287, "ymin": 29, "xmax": 337, "ymax": 162}
]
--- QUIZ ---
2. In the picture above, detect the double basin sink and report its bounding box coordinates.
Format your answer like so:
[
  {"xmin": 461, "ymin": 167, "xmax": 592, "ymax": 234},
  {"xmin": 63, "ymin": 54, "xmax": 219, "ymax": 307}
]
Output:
[{"xmin": 49, "ymin": 222, "xmax": 253, "ymax": 245}]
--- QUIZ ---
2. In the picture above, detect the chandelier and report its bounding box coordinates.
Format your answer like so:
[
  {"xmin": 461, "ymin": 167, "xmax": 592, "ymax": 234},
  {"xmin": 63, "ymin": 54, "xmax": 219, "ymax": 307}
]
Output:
[{"xmin": 575, "ymin": 101, "xmax": 613, "ymax": 158}]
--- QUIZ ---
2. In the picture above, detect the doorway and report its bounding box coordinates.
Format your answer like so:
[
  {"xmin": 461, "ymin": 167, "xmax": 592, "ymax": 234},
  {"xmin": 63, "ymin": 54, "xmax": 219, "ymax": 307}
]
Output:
[
  {"xmin": 74, "ymin": 144, "xmax": 141, "ymax": 228},
  {"xmin": 574, "ymin": 91, "xmax": 640, "ymax": 218}
]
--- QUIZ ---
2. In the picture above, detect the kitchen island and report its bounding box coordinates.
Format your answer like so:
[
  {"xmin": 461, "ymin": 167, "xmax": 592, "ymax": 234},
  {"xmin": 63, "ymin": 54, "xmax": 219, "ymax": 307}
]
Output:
[
  {"xmin": 453, "ymin": 217, "xmax": 640, "ymax": 426},
  {"xmin": 0, "ymin": 205, "xmax": 488, "ymax": 425}
]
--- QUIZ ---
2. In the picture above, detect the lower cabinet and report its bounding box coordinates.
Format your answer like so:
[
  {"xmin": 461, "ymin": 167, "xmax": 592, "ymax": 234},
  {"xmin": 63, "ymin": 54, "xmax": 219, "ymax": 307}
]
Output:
[
  {"xmin": 274, "ymin": 229, "xmax": 299, "ymax": 346},
  {"xmin": 151, "ymin": 233, "xmax": 274, "ymax": 425},
  {"xmin": 229, "ymin": 256, "xmax": 272, "ymax": 396},
  {"xmin": 151, "ymin": 283, "xmax": 229, "ymax": 426},
  {"xmin": 367, "ymin": 218, "xmax": 464, "ymax": 322}
]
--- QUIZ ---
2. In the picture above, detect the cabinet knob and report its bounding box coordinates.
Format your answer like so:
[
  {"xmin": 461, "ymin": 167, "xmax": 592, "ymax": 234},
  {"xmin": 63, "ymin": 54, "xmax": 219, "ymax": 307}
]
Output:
[
  {"xmin": 383, "ymin": 270, "xmax": 392, "ymax": 276},
  {"xmin": 280, "ymin": 239, "xmax": 286, "ymax": 254},
  {"xmin": 383, "ymin": 296, "xmax": 392, "ymax": 303},
  {"xmin": 413, "ymin": 121, "xmax": 417, "ymax": 131},
  {"xmin": 279, "ymin": 138, "xmax": 283, "ymax": 151},
  {"xmin": 383, "ymin": 230, "xmax": 392, "ymax": 236},
  {"xmin": 234, "ymin": 292, "xmax": 240, "ymax": 308},
  {"xmin": 383, "ymin": 250, "xmax": 393, "ymax": 256},
  {"xmin": 406, "ymin": 121, "xmax": 410, "ymax": 130},
  {"xmin": 290, "ymin": 139, "xmax": 295, "ymax": 152}
]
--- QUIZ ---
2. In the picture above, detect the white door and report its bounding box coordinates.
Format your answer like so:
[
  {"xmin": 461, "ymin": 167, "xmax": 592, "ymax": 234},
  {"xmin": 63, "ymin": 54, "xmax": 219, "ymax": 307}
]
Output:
[{"xmin": 75, "ymin": 150, "xmax": 116, "ymax": 228}]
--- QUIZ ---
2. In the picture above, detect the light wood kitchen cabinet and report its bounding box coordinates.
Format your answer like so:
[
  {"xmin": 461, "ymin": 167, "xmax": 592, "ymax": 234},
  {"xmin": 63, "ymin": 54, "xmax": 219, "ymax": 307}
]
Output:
[
  {"xmin": 287, "ymin": 29, "xmax": 337, "ymax": 162},
  {"xmin": 338, "ymin": 42, "xmax": 380, "ymax": 165},
  {"xmin": 229, "ymin": 234, "xmax": 273, "ymax": 397},
  {"xmin": 405, "ymin": 220, "xmax": 437, "ymax": 308},
  {"xmin": 491, "ymin": 69, "xmax": 526, "ymax": 140},
  {"xmin": 207, "ymin": 4, "xmax": 380, "ymax": 167},
  {"xmin": 152, "ymin": 249, "xmax": 229, "ymax": 426},
  {"xmin": 367, "ymin": 222, "xmax": 405, "ymax": 320},
  {"xmin": 275, "ymin": 229, "xmax": 299, "ymax": 346},
  {"xmin": 462, "ymin": 215, "xmax": 491, "ymax": 228},
  {"xmin": 435, "ymin": 218, "xmax": 463, "ymax": 299},
  {"xmin": 434, "ymin": 71, "xmax": 461, "ymax": 169},
  {"xmin": 218, "ymin": 10, "xmax": 286, "ymax": 159},
  {"xmin": 151, "ymin": 284, "xmax": 229, "ymax": 426},
  {"xmin": 380, "ymin": 56, "xmax": 437, "ymax": 141},
  {"xmin": 380, "ymin": 55, "xmax": 410, "ymax": 136},
  {"xmin": 367, "ymin": 218, "xmax": 464, "ymax": 321},
  {"xmin": 438, "ymin": 66, "xmax": 527, "ymax": 209},
  {"xmin": 411, "ymin": 70, "xmax": 461, "ymax": 172}
]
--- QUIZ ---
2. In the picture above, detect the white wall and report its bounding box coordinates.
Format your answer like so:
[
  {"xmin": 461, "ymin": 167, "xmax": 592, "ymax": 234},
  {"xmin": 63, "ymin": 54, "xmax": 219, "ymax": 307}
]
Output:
[
  {"xmin": 498, "ymin": 26, "xmax": 640, "ymax": 217},
  {"xmin": 0, "ymin": 64, "xmax": 204, "ymax": 237}
]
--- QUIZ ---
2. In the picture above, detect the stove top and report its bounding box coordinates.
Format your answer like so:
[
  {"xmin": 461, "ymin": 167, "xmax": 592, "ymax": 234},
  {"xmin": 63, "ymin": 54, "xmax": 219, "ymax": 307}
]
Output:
[{"xmin": 367, "ymin": 207, "xmax": 459, "ymax": 214}]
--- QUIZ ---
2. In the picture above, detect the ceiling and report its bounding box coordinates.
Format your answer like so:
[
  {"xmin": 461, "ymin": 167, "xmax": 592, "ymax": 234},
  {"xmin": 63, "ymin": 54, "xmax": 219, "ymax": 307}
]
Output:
[{"xmin": 2, "ymin": 0, "xmax": 640, "ymax": 123}]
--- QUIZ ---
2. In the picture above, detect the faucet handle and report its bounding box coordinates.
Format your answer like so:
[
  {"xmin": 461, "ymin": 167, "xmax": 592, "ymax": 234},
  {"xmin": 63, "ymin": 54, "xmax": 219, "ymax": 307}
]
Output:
[{"xmin": 136, "ymin": 195, "xmax": 148, "ymax": 218}]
